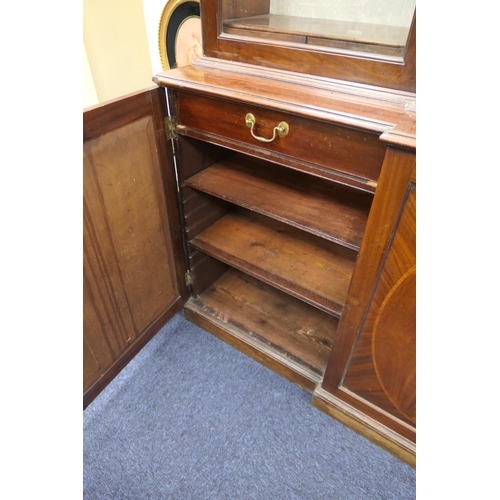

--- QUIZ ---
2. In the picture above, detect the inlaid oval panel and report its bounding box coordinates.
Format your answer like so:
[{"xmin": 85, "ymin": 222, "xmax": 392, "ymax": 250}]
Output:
[{"xmin": 372, "ymin": 266, "xmax": 416, "ymax": 424}]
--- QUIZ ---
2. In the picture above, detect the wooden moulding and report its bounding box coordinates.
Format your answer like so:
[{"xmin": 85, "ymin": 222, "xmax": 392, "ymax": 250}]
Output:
[
  {"xmin": 184, "ymin": 268, "xmax": 339, "ymax": 391},
  {"xmin": 153, "ymin": 59, "xmax": 416, "ymax": 151},
  {"xmin": 312, "ymin": 388, "xmax": 416, "ymax": 468},
  {"xmin": 184, "ymin": 153, "xmax": 373, "ymax": 251},
  {"xmin": 190, "ymin": 208, "xmax": 356, "ymax": 317},
  {"xmin": 201, "ymin": 2, "xmax": 416, "ymax": 92}
]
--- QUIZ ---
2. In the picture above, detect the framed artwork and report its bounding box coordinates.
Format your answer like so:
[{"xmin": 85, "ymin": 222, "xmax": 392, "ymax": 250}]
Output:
[{"xmin": 158, "ymin": 0, "xmax": 202, "ymax": 70}]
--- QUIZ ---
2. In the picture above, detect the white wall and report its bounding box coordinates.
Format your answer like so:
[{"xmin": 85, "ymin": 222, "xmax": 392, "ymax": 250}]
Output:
[
  {"xmin": 83, "ymin": 43, "xmax": 99, "ymax": 108},
  {"xmin": 82, "ymin": 0, "xmax": 172, "ymax": 107},
  {"xmin": 83, "ymin": 0, "xmax": 155, "ymax": 105},
  {"xmin": 142, "ymin": 0, "xmax": 170, "ymax": 74}
]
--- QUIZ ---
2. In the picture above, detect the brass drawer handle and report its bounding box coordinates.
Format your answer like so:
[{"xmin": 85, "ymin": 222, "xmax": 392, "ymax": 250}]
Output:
[{"xmin": 245, "ymin": 113, "xmax": 289, "ymax": 143}]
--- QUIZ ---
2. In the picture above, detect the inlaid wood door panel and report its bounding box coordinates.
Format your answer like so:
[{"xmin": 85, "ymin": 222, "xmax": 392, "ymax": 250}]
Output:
[
  {"xmin": 342, "ymin": 185, "xmax": 416, "ymax": 426},
  {"xmin": 319, "ymin": 147, "xmax": 416, "ymax": 445},
  {"xmin": 83, "ymin": 88, "xmax": 187, "ymax": 406}
]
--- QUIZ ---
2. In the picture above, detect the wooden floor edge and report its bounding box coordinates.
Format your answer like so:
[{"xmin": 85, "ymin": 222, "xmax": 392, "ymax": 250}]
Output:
[
  {"xmin": 183, "ymin": 304, "xmax": 320, "ymax": 393},
  {"xmin": 311, "ymin": 387, "xmax": 416, "ymax": 468}
]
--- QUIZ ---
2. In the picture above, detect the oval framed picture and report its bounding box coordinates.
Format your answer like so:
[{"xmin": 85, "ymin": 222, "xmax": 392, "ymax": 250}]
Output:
[{"xmin": 158, "ymin": 0, "xmax": 202, "ymax": 70}]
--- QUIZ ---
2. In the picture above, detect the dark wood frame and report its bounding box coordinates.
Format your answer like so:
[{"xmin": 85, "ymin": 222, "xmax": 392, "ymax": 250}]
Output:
[{"xmin": 201, "ymin": 1, "xmax": 415, "ymax": 92}]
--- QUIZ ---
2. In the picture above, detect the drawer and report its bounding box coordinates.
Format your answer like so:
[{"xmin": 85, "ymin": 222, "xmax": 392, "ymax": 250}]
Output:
[{"xmin": 175, "ymin": 91, "xmax": 386, "ymax": 187}]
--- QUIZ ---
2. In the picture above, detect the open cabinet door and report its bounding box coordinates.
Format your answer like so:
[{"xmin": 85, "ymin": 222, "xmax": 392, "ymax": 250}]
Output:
[{"xmin": 83, "ymin": 87, "xmax": 188, "ymax": 408}]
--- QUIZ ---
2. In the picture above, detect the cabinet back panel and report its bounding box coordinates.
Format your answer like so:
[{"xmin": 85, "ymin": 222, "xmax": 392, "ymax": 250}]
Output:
[
  {"xmin": 190, "ymin": 253, "xmax": 229, "ymax": 298},
  {"xmin": 176, "ymin": 135, "xmax": 233, "ymax": 181}
]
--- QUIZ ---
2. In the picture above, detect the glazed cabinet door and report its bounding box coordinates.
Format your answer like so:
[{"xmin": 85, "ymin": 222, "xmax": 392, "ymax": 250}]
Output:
[
  {"xmin": 83, "ymin": 87, "xmax": 188, "ymax": 407},
  {"xmin": 314, "ymin": 147, "xmax": 416, "ymax": 466}
]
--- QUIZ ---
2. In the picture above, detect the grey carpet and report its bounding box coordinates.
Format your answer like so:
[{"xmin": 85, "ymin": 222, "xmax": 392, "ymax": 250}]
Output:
[{"xmin": 84, "ymin": 311, "xmax": 416, "ymax": 499}]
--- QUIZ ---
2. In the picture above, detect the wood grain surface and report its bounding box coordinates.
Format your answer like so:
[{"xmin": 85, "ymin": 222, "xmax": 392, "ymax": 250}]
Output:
[
  {"xmin": 321, "ymin": 147, "xmax": 416, "ymax": 439},
  {"xmin": 201, "ymin": 2, "xmax": 415, "ymax": 91},
  {"xmin": 185, "ymin": 153, "xmax": 373, "ymax": 250},
  {"xmin": 154, "ymin": 58, "xmax": 416, "ymax": 151},
  {"xmin": 190, "ymin": 209, "xmax": 356, "ymax": 316},
  {"xmin": 185, "ymin": 268, "xmax": 339, "ymax": 386},
  {"xmin": 83, "ymin": 88, "xmax": 186, "ymax": 405},
  {"xmin": 342, "ymin": 186, "xmax": 416, "ymax": 425},
  {"xmin": 175, "ymin": 91, "xmax": 387, "ymax": 185}
]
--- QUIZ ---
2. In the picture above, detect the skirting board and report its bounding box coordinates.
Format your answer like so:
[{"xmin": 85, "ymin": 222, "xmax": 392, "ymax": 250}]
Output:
[{"xmin": 312, "ymin": 387, "xmax": 416, "ymax": 468}]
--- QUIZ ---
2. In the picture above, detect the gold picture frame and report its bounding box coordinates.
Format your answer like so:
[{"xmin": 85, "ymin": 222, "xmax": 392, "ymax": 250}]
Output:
[{"xmin": 158, "ymin": 0, "xmax": 202, "ymax": 70}]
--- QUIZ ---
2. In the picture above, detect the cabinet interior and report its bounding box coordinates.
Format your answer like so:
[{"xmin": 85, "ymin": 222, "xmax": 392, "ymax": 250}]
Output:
[{"xmin": 177, "ymin": 135, "xmax": 374, "ymax": 388}]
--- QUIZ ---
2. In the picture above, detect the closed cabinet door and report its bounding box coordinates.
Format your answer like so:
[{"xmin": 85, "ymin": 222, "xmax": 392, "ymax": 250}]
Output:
[
  {"xmin": 316, "ymin": 147, "xmax": 416, "ymax": 465},
  {"xmin": 342, "ymin": 183, "xmax": 416, "ymax": 428}
]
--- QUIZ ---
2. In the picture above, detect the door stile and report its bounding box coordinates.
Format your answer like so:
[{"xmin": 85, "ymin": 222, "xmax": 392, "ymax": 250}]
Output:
[{"xmin": 150, "ymin": 86, "xmax": 192, "ymax": 299}]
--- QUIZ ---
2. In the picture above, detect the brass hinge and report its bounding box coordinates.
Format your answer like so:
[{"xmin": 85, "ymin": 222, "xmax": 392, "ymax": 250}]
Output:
[
  {"xmin": 185, "ymin": 270, "xmax": 194, "ymax": 286},
  {"xmin": 164, "ymin": 115, "xmax": 177, "ymax": 140}
]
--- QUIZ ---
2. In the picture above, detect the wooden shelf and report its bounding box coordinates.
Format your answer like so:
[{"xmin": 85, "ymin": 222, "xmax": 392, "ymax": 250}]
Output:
[
  {"xmin": 184, "ymin": 154, "xmax": 372, "ymax": 251},
  {"xmin": 190, "ymin": 209, "xmax": 356, "ymax": 317},
  {"xmin": 224, "ymin": 14, "xmax": 409, "ymax": 57},
  {"xmin": 184, "ymin": 268, "xmax": 338, "ymax": 389}
]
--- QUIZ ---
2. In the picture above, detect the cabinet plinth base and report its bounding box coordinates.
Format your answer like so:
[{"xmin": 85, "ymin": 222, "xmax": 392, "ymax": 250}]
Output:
[{"xmin": 311, "ymin": 388, "xmax": 416, "ymax": 468}]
